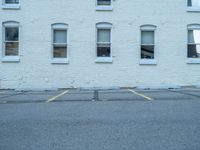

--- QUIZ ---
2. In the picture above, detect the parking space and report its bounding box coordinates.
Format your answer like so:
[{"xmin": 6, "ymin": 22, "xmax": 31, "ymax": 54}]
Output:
[
  {"xmin": 171, "ymin": 88, "xmax": 200, "ymax": 98},
  {"xmin": 54, "ymin": 89, "xmax": 94, "ymax": 102},
  {"xmin": 0, "ymin": 90, "xmax": 20, "ymax": 98},
  {"xmin": 99, "ymin": 89, "xmax": 148, "ymax": 101},
  {"xmin": 0, "ymin": 87, "xmax": 199, "ymax": 104},
  {"xmin": 137, "ymin": 90, "xmax": 196, "ymax": 100},
  {"xmin": 0, "ymin": 90, "xmax": 60, "ymax": 104}
]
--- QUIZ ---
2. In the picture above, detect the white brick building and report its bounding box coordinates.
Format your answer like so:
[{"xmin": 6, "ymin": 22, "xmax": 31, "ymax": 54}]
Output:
[{"xmin": 0, "ymin": 0, "xmax": 200, "ymax": 90}]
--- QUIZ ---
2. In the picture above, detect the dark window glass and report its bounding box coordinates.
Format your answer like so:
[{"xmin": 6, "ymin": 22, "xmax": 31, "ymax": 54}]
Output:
[
  {"xmin": 188, "ymin": 30, "xmax": 200, "ymax": 58},
  {"xmin": 97, "ymin": 44, "xmax": 111, "ymax": 57},
  {"xmin": 5, "ymin": 0, "xmax": 19, "ymax": 4},
  {"xmin": 188, "ymin": 0, "xmax": 192, "ymax": 6},
  {"xmin": 4, "ymin": 26, "xmax": 19, "ymax": 56},
  {"xmin": 97, "ymin": 28, "xmax": 111, "ymax": 57},
  {"xmin": 97, "ymin": 0, "xmax": 111, "ymax": 6},
  {"xmin": 52, "ymin": 28, "xmax": 67, "ymax": 58},
  {"xmin": 141, "ymin": 30, "xmax": 154, "ymax": 59},
  {"xmin": 188, "ymin": 44, "xmax": 200, "ymax": 58},
  {"xmin": 5, "ymin": 27, "xmax": 19, "ymax": 41},
  {"xmin": 141, "ymin": 45, "xmax": 154, "ymax": 59},
  {"xmin": 53, "ymin": 46, "xmax": 67, "ymax": 58},
  {"xmin": 5, "ymin": 42, "xmax": 18, "ymax": 56},
  {"xmin": 53, "ymin": 30, "xmax": 67, "ymax": 44}
]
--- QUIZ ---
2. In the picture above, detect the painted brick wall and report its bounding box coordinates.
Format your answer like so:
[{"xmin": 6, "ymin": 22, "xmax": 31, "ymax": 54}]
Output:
[{"xmin": 0, "ymin": 0, "xmax": 200, "ymax": 90}]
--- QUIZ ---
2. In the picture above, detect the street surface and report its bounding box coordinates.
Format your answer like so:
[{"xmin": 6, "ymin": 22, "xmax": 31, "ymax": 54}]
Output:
[{"xmin": 0, "ymin": 88, "xmax": 200, "ymax": 150}]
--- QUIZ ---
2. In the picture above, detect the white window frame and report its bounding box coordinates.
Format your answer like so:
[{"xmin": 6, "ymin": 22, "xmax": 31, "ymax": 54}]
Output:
[
  {"xmin": 140, "ymin": 25, "xmax": 157, "ymax": 65},
  {"xmin": 51, "ymin": 23, "xmax": 69, "ymax": 64},
  {"xmin": 2, "ymin": 0, "xmax": 20, "ymax": 10},
  {"xmin": 1, "ymin": 21, "xmax": 20, "ymax": 62},
  {"xmin": 95, "ymin": 22, "xmax": 113, "ymax": 63},
  {"xmin": 187, "ymin": 0, "xmax": 200, "ymax": 12},
  {"xmin": 96, "ymin": 0, "xmax": 113, "ymax": 11},
  {"xmin": 187, "ymin": 24, "xmax": 200, "ymax": 64}
]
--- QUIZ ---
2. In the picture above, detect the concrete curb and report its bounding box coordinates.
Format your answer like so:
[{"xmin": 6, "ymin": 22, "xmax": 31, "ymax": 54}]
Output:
[
  {"xmin": 80, "ymin": 86, "xmax": 121, "ymax": 91},
  {"xmin": 15, "ymin": 88, "xmax": 59, "ymax": 92},
  {"xmin": 136, "ymin": 85, "xmax": 181, "ymax": 90}
]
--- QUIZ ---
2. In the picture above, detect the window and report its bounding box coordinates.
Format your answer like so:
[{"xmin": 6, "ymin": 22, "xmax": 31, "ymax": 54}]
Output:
[
  {"xmin": 187, "ymin": 0, "xmax": 200, "ymax": 11},
  {"xmin": 140, "ymin": 25, "xmax": 157, "ymax": 65},
  {"xmin": 51, "ymin": 23, "xmax": 68, "ymax": 64},
  {"xmin": 141, "ymin": 31, "xmax": 154, "ymax": 59},
  {"xmin": 187, "ymin": 24, "xmax": 200, "ymax": 62},
  {"xmin": 97, "ymin": 29, "xmax": 111, "ymax": 57},
  {"xmin": 2, "ymin": 0, "xmax": 20, "ymax": 9},
  {"xmin": 96, "ymin": 0, "xmax": 112, "ymax": 11},
  {"xmin": 2, "ymin": 21, "xmax": 20, "ymax": 62},
  {"xmin": 95, "ymin": 22, "xmax": 113, "ymax": 63},
  {"xmin": 53, "ymin": 30, "xmax": 67, "ymax": 58}
]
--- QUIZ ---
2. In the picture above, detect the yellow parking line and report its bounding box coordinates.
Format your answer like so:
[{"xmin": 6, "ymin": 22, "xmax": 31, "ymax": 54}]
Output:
[
  {"xmin": 128, "ymin": 89, "xmax": 153, "ymax": 101},
  {"xmin": 47, "ymin": 90, "xmax": 69, "ymax": 103}
]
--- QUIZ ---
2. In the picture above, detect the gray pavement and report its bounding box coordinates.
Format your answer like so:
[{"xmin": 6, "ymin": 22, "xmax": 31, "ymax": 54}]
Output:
[{"xmin": 0, "ymin": 88, "xmax": 200, "ymax": 150}]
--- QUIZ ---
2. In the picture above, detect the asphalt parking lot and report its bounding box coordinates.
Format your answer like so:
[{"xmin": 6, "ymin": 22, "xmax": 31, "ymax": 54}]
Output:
[
  {"xmin": 0, "ymin": 87, "xmax": 200, "ymax": 150},
  {"xmin": 0, "ymin": 87, "xmax": 200, "ymax": 104}
]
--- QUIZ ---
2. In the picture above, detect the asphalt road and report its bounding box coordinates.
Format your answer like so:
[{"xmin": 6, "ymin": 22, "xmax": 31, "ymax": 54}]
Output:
[{"xmin": 0, "ymin": 88, "xmax": 200, "ymax": 150}]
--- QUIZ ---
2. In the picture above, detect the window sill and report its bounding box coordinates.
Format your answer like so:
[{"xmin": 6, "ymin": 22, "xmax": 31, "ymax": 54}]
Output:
[
  {"xmin": 187, "ymin": 58, "xmax": 200, "ymax": 64},
  {"xmin": 1, "ymin": 56, "xmax": 20, "ymax": 62},
  {"xmin": 2, "ymin": 4, "xmax": 21, "ymax": 10},
  {"xmin": 187, "ymin": 7, "xmax": 200, "ymax": 12},
  {"xmin": 140, "ymin": 59, "xmax": 157, "ymax": 65},
  {"xmin": 95, "ymin": 6, "xmax": 113, "ymax": 11},
  {"xmin": 95, "ymin": 57, "xmax": 113, "ymax": 63},
  {"xmin": 51, "ymin": 58, "xmax": 69, "ymax": 64}
]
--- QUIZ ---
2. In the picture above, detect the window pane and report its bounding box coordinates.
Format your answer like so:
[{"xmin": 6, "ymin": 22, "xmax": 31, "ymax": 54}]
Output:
[
  {"xmin": 141, "ymin": 45, "xmax": 154, "ymax": 59},
  {"xmin": 53, "ymin": 30, "xmax": 67, "ymax": 44},
  {"xmin": 5, "ymin": 27, "xmax": 19, "ymax": 41},
  {"xmin": 188, "ymin": 30, "xmax": 200, "ymax": 44},
  {"xmin": 188, "ymin": 30, "xmax": 194, "ymax": 43},
  {"xmin": 191, "ymin": 0, "xmax": 200, "ymax": 7},
  {"xmin": 141, "ymin": 31, "xmax": 154, "ymax": 45},
  {"xmin": 53, "ymin": 46, "xmax": 67, "ymax": 58},
  {"xmin": 5, "ymin": 42, "xmax": 18, "ymax": 56},
  {"xmin": 5, "ymin": 0, "xmax": 19, "ymax": 4},
  {"xmin": 97, "ymin": 0, "xmax": 111, "ymax": 5},
  {"xmin": 97, "ymin": 29, "xmax": 110, "ymax": 43},
  {"xmin": 188, "ymin": 0, "xmax": 192, "ymax": 6},
  {"xmin": 97, "ymin": 44, "xmax": 110, "ymax": 57},
  {"xmin": 188, "ymin": 44, "xmax": 200, "ymax": 58}
]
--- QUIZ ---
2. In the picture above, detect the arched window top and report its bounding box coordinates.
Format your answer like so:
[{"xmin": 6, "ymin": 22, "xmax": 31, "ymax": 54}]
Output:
[
  {"xmin": 3, "ymin": 21, "xmax": 19, "ymax": 27},
  {"xmin": 140, "ymin": 24, "xmax": 157, "ymax": 31},
  {"xmin": 52, "ymin": 23, "xmax": 68, "ymax": 29},
  {"xmin": 188, "ymin": 24, "xmax": 200, "ymax": 30},
  {"xmin": 96, "ymin": 22, "xmax": 112, "ymax": 29}
]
